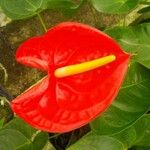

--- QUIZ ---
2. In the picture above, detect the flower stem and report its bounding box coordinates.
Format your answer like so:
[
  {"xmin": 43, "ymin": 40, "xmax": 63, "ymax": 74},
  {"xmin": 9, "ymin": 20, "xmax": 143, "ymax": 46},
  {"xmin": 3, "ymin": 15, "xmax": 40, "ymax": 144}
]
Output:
[
  {"xmin": 0, "ymin": 96, "xmax": 10, "ymax": 105},
  {"xmin": 49, "ymin": 133, "xmax": 61, "ymax": 139},
  {"xmin": 37, "ymin": 13, "xmax": 47, "ymax": 32},
  {"xmin": 66, "ymin": 131, "xmax": 74, "ymax": 148},
  {"xmin": 0, "ymin": 63, "xmax": 8, "ymax": 84}
]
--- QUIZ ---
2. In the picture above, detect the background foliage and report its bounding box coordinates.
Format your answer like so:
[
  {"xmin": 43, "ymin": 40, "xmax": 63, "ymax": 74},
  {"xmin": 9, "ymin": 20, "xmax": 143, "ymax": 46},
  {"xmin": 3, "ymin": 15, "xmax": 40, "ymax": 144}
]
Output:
[{"xmin": 0, "ymin": 0, "xmax": 150, "ymax": 150}]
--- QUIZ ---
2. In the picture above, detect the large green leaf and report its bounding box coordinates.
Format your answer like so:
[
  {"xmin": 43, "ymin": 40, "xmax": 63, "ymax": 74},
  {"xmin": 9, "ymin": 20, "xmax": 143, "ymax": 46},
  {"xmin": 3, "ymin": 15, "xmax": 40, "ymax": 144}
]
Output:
[
  {"xmin": 4, "ymin": 117, "xmax": 36, "ymax": 139},
  {"xmin": 46, "ymin": 0, "xmax": 78, "ymax": 9},
  {"xmin": 105, "ymin": 23, "xmax": 150, "ymax": 69},
  {"xmin": 132, "ymin": 146, "xmax": 150, "ymax": 150},
  {"xmin": 134, "ymin": 117, "xmax": 150, "ymax": 147},
  {"xmin": 32, "ymin": 132, "xmax": 49, "ymax": 150},
  {"xmin": 67, "ymin": 132, "xmax": 125, "ymax": 150},
  {"xmin": 0, "ymin": 0, "xmax": 46, "ymax": 20},
  {"xmin": 0, "ymin": 0, "xmax": 78, "ymax": 20},
  {"xmin": 111, "ymin": 115, "xmax": 150, "ymax": 149},
  {"xmin": 16, "ymin": 143, "xmax": 33, "ymax": 150},
  {"xmin": 140, "ymin": 0, "xmax": 150, "ymax": 4},
  {"xmin": 0, "ymin": 129, "xmax": 31, "ymax": 150},
  {"xmin": 91, "ymin": 0, "xmax": 140, "ymax": 14},
  {"xmin": 90, "ymin": 63, "xmax": 150, "ymax": 135},
  {"xmin": 0, "ymin": 117, "xmax": 49, "ymax": 150},
  {"xmin": 46, "ymin": 0, "xmax": 82, "ymax": 17}
]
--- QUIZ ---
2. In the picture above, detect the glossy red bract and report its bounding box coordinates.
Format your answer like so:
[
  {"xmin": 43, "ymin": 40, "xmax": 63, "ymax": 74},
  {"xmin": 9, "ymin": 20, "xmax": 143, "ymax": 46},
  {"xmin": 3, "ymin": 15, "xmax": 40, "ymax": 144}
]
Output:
[{"xmin": 11, "ymin": 22, "xmax": 130, "ymax": 133}]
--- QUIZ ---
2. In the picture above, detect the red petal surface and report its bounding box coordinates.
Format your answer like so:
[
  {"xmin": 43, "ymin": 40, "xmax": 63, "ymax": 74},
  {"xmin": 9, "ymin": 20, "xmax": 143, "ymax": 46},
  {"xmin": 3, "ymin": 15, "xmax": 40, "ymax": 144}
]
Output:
[
  {"xmin": 11, "ymin": 22, "xmax": 130, "ymax": 133},
  {"xmin": 16, "ymin": 37, "xmax": 51, "ymax": 71}
]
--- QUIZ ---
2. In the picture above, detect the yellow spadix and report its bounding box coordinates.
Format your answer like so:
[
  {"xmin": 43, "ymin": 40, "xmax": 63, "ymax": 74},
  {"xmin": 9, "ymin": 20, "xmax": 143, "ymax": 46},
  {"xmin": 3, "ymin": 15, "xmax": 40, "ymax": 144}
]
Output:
[{"xmin": 54, "ymin": 54, "xmax": 116, "ymax": 78}]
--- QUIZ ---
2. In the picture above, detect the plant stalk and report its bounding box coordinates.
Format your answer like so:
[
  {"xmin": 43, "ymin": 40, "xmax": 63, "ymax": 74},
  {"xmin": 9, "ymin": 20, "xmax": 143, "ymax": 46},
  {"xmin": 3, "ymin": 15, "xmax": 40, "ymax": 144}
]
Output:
[
  {"xmin": 49, "ymin": 133, "xmax": 61, "ymax": 139},
  {"xmin": 37, "ymin": 13, "xmax": 47, "ymax": 32},
  {"xmin": 0, "ymin": 63, "xmax": 8, "ymax": 84}
]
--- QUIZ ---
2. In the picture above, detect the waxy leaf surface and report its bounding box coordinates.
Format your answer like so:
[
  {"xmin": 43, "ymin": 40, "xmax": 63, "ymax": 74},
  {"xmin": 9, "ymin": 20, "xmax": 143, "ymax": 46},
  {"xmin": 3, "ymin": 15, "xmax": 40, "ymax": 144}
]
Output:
[
  {"xmin": 0, "ymin": 117, "xmax": 49, "ymax": 150},
  {"xmin": 67, "ymin": 132, "xmax": 125, "ymax": 150},
  {"xmin": 0, "ymin": 0, "xmax": 77, "ymax": 20},
  {"xmin": 111, "ymin": 114, "xmax": 150, "ymax": 148},
  {"xmin": 105, "ymin": 23, "xmax": 150, "ymax": 69},
  {"xmin": 91, "ymin": 0, "xmax": 139, "ymax": 14},
  {"xmin": 0, "ymin": 0, "xmax": 46, "ymax": 20}
]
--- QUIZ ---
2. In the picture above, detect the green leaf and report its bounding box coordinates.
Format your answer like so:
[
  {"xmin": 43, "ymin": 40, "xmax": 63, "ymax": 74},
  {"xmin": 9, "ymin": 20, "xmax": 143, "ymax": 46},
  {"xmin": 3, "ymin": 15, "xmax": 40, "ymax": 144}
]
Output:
[
  {"xmin": 61, "ymin": 0, "xmax": 84, "ymax": 17},
  {"xmin": 16, "ymin": 143, "xmax": 33, "ymax": 150},
  {"xmin": 0, "ymin": 0, "xmax": 80, "ymax": 20},
  {"xmin": 0, "ymin": 0, "xmax": 46, "ymax": 20},
  {"xmin": 111, "ymin": 115, "xmax": 150, "ymax": 148},
  {"xmin": 140, "ymin": 0, "xmax": 150, "ymax": 2},
  {"xmin": 90, "ymin": 63, "xmax": 150, "ymax": 135},
  {"xmin": 140, "ymin": 0, "xmax": 150, "ymax": 5},
  {"xmin": 0, "ymin": 118, "xmax": 4, "ymax": 129},
  {"xmin": 46, "ymin": 0, "xmax": 82, "ymax": 18},
  {"xmin": 0, "ymin": 129, "xmax": 31, "ymax": 150},
  {"xmin": 2, "ymin": 117, "xmax": 49, "ymax": 150},
  {"xmin": 33, "ymin": 132, "xmax": 48, "ymax": 150},
  {"xmin": 46, "ymin": 0, "xmax": 78, "ymax": 9},
  {"xmin": 91, "ymin": 0, "xmax": 140, "ymax": 14},
  {"xmin": 134, "ymin": 117, "xmax": 150, "ymax": 147},
  {"xmin": 105, "ymin": 23, "xmax": 150, "ymax": 69},
  {"xmin": 132, "ymin": 146, "xmax": 150, "ymax": 150},
  {"xmin": 43, "ymin": 142, "xmax": 56, "ymax": 150},
  {"xmin": 67, "ymin": 132, "xmax": 125, "ymax": 150},
  {"xmin": 4, "ymin": 117, "xmax": 36, "ymax": 139}
]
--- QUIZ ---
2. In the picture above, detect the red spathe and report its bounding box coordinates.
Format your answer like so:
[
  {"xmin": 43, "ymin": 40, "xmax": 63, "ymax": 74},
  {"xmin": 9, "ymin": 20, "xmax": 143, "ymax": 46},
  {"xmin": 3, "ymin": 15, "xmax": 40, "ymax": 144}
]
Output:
[{"xmin": 11, "ymin": 22, "xmax": 130, "ymax": 133}]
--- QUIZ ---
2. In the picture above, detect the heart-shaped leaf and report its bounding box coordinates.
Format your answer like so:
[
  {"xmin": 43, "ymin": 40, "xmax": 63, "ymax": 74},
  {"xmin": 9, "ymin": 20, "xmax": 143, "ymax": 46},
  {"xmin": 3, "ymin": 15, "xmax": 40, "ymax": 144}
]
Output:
[
  {"xmin": 111, "ymin": 115, "xmax": 150, "ymax": 149},
  {"xmin": 46, "ymin": 0, "xmax": 78, "ymax": 9},
  {"xmin": 4, "ymin": 117, "xmax": 36, "ymax": 139},
  {"xmin": 0, "ymin": 117, "xmax": 49, "ymax": 150},
  {"xmin": 0, "ymin": 129, "xmax": 31, "ymax": 150},
  {"xmin": 90, "ymin": 62, "xmax": 150, "ymax": 135},
  {"xmin": 105, "ymin": 23, "xmax": 150, "ymax": 69},
  {"xmin": 0, "ymin": 0, "xmax": 46, "ymax": 20},
  {"xmin": 67, "ymin": 132, "xmax": 124, "ymax": 150},
  {"xmin": 33, "ymin": 132, "xmax": 49, "ymax": 150},
  {"xmin": 67, "ymin": 132, "xmax": 125, "ymax": 150},
  {"xmin": 0, "ymin": 0, "xmax": 78, "ymax": 20},
  {"xmin": 91, "ymin": 0, "xmax": 139, "ymax": 14}
]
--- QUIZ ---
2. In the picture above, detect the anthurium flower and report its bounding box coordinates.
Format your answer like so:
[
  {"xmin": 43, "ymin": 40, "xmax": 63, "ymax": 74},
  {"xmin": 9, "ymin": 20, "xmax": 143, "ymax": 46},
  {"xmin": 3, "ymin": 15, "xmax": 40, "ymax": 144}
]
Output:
[{"xmin": 11, "ymin": 22, "xmax": 130, "ymax": 133}]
